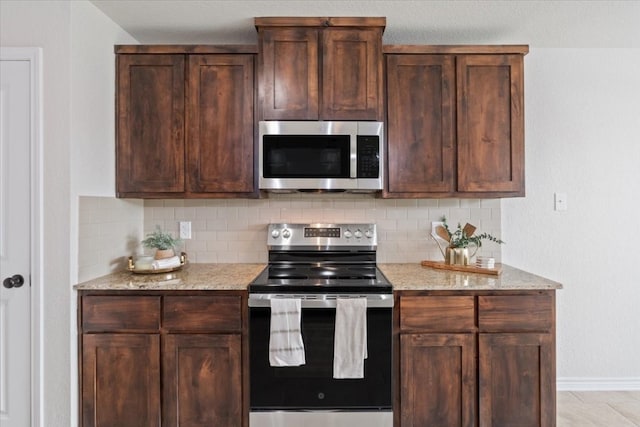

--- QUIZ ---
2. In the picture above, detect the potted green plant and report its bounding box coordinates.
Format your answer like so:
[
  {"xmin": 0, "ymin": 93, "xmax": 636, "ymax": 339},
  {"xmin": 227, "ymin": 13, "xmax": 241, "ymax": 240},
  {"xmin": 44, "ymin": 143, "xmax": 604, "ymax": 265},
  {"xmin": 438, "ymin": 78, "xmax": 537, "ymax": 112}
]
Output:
[
  {"xmin": 141, "ymin": 226, "xmax": 182, "ymax": 259},
  {"xmin": 438, "ymin": 216, "xmax": 504, "ymax": 265}
]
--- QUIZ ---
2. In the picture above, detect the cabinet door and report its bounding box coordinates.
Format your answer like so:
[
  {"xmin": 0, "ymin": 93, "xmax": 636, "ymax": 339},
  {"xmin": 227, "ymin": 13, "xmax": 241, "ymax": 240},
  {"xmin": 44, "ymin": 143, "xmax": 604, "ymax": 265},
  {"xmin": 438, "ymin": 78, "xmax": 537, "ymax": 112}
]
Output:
[
  {"xmin": 457, "ymin": 55, "xmax": 525, "ymax": 194},
  {"xmin": 187, "ymin": 55, "xmax": 256, "ymax": 195},
  {"xmin": 386, "ymin": 55, "xmax": 456, "ymax": 195},
  {"xmin": 81, "ymin": 334, "xmax": 160, "ymax": 427},
  {"xmin": 163, "ymin": 334, "xmax": 242, "ymax": 427},
  {"xmin": 321, "ymin": 28, "xmax": 383, "ymax": 120},
  {"xmin": 259, "ymin": 28, "xmax": 319, "ymax": 120},
  {"xmin": 479, "ymin": 333, "xmax": 554, "ymax": 427},
  {"xmin": 116, "ymin": 54, "xmax": 185, "ymax": 196},
  {"xmin": 400, "ymin": 334, "xmax": 476, "ymax": 427}
]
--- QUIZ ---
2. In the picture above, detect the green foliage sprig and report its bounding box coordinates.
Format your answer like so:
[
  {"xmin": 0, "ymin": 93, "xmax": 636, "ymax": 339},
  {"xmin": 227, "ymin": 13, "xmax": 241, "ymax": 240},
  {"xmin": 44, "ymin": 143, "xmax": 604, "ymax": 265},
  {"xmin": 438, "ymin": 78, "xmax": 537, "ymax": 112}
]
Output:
[
  {"xmin": 441, "ymin": 216, "xmax": 504, "ymax": 248},
  {"xmin": 141, "ymin": 226, "xmax": 182, "ymax": 250}
]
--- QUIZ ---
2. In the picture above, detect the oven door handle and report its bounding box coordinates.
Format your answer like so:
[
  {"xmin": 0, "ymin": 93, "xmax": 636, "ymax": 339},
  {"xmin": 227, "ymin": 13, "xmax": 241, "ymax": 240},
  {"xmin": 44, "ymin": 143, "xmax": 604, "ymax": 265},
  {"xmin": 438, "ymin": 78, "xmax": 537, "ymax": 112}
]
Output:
[{"xmin": 248, "ymin": 293, "xmax": 394, "ymax": 309}]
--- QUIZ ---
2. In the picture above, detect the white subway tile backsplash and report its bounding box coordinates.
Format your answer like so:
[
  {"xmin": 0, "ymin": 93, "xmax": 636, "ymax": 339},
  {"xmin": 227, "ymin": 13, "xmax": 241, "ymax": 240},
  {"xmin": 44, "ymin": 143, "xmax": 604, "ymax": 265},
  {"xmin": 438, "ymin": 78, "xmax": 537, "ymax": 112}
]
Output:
[
  {"xmin": 206, "ymin": 239, "xmax": 227, "ymax": 251},
  {"xmin": 460, "ymin": 199, "xmax": 482, "ymax": 208},
  {"xmin": 206, "ymin": 219, "xmax": 228, "ymax": 231},
  {"xmin": 470, "ymin": 207, "xmax": 493, "ymax": 220},
  {"xmin": 218, "ymin": 251, "xmax": 239, "ymax": 263},
  {"xmin": 184, "ymin": 239, "xmax": 207, "ymax": 252},
  {"xmin": 387, "ymin": 209, "xmax": 408, "ymax": 220},
  {"xmin": 79, "ymin": 194, "xmax": 501, "ymax": 279},
  {"xmin": 480, "ymin": 199, "xmax": 501, "ymax": 208},
  {"xmin": 151, "ymin": 206, "xmax": 174, "ymax": 220},
  {"xmin": 175, "ymin": 206, "xmax": 197, "ymax": 219},
  {"xmin": 196, "ymin": 206, "xmax": 218, "ymax": 219},
  {"xmin": 163, "ymin": 199, "xmax": 186, "ymax": 208},
  {"xmin": 238, "ymin": 251, "xmax": 267, "ymax": 263},
  {"xmin": 449, "ymin": 207, "xmax": 471, "ymax": 220},
  {"xmin": 194, "ymin": 251, "xmax": 217, "ymax": 263},
  {"xmin": 396, "ymin": 219, "xmax": 418, "ymax": 232},
  {"xmin": 78, "ymin": 196, "xmax": 144, "ymax": 282},
  {"xmin": 437, "ymin": 199, "xmax": 461, "ymax": 208},
  {"xmin": 144, "ymin": 200, "xmax": 165, "ymax": 208}
]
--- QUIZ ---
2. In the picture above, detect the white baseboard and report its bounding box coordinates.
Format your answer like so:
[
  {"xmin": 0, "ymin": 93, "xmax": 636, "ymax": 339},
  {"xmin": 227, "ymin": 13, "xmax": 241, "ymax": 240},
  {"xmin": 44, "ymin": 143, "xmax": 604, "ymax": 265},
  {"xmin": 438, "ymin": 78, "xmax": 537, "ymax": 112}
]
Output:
[{"xmin": 558, "ymin": 377, "xmax": 640, "ymax": 391}]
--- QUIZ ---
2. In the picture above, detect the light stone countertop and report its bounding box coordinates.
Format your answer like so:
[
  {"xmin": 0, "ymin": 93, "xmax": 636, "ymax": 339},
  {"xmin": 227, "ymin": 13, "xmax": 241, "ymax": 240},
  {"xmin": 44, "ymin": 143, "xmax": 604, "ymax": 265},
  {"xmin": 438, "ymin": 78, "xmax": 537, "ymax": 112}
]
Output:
[
  {"xmin": 74, "ymin": 262, "xmax": 561, "ymax": 292},
  {"xmin": 378, "ymin": 263, "xmax": 562, "ymax": 291},
  {"xmin": 74, "ymin": 263, "xmax": 266, "ymax": 291}
]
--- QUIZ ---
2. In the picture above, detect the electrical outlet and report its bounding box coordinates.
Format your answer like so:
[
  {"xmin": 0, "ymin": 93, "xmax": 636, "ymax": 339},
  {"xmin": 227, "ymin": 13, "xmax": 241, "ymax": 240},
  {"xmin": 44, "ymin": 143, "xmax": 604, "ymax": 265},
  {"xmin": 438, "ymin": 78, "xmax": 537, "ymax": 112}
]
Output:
[
  {"xmin": 554, "ymin": 193, "xmax": 567, "ymax": 211},
  {"xmin": 179, "ymin": 221, "xmax": 192, "ymax": 239}
]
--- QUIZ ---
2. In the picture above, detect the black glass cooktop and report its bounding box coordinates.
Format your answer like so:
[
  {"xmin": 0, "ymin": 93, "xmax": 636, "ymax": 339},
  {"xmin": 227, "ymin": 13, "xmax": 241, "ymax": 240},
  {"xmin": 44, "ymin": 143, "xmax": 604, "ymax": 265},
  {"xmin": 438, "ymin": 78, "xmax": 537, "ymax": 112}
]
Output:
[{"xmin": 248, "ymin": 264, "xmax": 392, "ymax": 294}]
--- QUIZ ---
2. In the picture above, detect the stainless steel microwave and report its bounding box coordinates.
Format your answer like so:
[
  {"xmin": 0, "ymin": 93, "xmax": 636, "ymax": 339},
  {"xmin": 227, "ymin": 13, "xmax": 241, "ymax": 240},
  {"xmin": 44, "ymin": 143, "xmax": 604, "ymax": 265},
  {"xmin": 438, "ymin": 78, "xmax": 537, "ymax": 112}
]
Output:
[{"xmin": 258, "ymin": 121, "xmax": 384, "ymax": 192}]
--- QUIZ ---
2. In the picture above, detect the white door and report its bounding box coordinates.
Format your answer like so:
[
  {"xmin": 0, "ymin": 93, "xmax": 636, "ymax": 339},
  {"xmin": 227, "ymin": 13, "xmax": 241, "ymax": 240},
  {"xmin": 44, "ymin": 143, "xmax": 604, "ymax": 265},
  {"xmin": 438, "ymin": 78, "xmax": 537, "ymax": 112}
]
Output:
[{"xmin": 0, "ymin": 57, "xmax": 32, "ymax": 427}]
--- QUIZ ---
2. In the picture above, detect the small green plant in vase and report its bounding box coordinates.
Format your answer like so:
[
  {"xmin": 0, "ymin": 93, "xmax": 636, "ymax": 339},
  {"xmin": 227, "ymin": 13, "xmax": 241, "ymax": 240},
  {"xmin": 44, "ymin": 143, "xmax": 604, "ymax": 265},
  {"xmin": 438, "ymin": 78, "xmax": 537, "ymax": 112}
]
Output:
[
  {"xmin": 141, "ymin": 226, "xmax": 182, "ymax": 259},
  {"xmin": 436, "ymin": 216, "xmax": 504, "ymax": 265}
]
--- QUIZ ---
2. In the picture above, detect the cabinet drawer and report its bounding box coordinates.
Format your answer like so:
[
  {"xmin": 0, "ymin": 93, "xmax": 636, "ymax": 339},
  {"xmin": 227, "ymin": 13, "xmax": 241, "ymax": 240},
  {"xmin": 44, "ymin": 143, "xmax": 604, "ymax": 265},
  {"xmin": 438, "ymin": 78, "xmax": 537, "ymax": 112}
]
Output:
[
  {"xmin": 163, "ymin": 295, "xmax": 242, "ymax": 332},
  {"xmin": 478, "ymin": 294, "xmax": 553, "ymax": 332},
  {"xmin": 400, "ymin": 296, "xmax": 475, "ymax": 332},
  {"xmin": 82, "ymin": 296, "xmax": 161, "ymax": 332}
]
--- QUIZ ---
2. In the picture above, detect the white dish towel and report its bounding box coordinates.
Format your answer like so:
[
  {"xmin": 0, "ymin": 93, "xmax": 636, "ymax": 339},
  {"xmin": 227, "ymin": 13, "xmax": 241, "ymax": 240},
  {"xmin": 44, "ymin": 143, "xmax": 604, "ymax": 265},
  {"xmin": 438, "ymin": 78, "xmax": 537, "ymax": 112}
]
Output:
[
  {"xmin": 269, "ymin": 298, "xmax": 306, "ymax": 367},
  {"xmin": 333, "ymin": 297, "xmax": 368, "ymax": 379}
]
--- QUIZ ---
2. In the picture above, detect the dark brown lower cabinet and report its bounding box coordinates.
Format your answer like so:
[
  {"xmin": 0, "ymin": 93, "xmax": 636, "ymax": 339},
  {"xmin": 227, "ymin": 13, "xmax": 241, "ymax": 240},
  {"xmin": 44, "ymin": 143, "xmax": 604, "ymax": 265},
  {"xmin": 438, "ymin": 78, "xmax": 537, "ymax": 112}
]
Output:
[
  {"xmin": 400, "ymin": 334, "xmax": 476, "ymax": 427},
  {"xmin": 163, "ymin": 334, "xmax": 242, "ymax": 426},
  {"xmin": 82, "ymin": 334, "xmax": 161, "ymax": 427},
  {"xmin": 397, "ymin": 291, "xmax": 556, "ymax": 427},
  {"xmin": 79, "ymin": 291, "xmax": 246, "ymax": 427},
  {"xmin": 479, "ymin": 333, "xmax": 555, "ymax": 427}
]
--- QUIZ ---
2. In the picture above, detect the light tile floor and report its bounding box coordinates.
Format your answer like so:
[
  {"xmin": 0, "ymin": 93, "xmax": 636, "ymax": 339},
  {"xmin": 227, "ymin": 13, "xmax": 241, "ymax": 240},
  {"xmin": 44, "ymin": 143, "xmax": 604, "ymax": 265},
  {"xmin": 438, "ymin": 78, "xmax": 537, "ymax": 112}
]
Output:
[{"xmin": 558, "ymin": 391, "xmax": 640, "ymax": 426}]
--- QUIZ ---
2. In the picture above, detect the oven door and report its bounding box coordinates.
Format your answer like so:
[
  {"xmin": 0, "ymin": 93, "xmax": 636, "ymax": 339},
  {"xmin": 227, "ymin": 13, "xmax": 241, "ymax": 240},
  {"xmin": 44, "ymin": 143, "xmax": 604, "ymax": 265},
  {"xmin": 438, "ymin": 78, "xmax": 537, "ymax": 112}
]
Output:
[{"xmin": 249, "ymin": 295, "xmax": 392, "ymax": 411}]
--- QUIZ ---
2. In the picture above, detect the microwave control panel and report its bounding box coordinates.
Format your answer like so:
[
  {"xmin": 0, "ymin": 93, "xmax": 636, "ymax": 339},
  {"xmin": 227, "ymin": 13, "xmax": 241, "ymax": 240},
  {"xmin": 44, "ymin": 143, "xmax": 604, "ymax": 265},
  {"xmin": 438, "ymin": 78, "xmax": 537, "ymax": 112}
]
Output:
[{"xmin": 357, "ymin": 136, "xmax": 380, "ymax": 178}]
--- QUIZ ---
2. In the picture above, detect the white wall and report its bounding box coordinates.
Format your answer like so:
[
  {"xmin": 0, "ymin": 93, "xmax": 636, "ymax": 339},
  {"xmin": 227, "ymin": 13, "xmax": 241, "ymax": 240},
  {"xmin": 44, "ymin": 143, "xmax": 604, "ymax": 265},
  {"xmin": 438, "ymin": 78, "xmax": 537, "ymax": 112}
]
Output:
[
  {"xmin": 503, "ymin": 48, "xmax": 640, "ymax": 388},
  {"xmin": 1, "ymin": 1, "xmax": 139, "ymax": 425},
  {"xmin": 1, "ymin": 2, "xmax": 72, "ymax": 424},
  {"xmin": 70, "ymin": 0, "xmax": 138, "ymax": 283}
]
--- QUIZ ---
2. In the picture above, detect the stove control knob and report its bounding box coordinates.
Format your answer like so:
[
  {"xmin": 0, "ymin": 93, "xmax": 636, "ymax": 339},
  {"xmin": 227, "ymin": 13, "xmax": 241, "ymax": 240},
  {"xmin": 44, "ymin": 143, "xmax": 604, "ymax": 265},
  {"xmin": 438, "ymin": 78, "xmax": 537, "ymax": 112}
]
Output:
[
  {"xmin": 364, "ymin": 229, "xmax": 374, "ymax": 239},
  {"xmin": 282, "ymin": 229, "xmax": 291, "ymax": 239},
  {"xmin": 271, "ymin": 229, "xmax": 280, "ymax": 239},
  {"xmin": 354, "ymin": 229, "xmax": 363, "ymax": 239},
  {"xmin": 343, "ymin": 229, "xmax": 353, "ymax": 239}
]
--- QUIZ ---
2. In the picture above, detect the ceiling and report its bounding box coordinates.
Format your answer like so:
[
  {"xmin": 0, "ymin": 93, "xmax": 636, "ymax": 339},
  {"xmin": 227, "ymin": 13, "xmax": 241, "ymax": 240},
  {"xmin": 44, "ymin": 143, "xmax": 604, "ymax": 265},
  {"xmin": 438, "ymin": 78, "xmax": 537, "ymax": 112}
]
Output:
[{"xmin": 89, "ymin": 0, "xmax": 640, "ymax": 48}]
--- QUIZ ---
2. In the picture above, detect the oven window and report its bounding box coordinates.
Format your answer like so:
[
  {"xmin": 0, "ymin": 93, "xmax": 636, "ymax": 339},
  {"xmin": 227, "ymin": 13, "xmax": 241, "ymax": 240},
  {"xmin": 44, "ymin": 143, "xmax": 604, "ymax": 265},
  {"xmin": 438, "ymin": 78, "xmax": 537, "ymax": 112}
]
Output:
[
  {"xmin": 262, "ymin": 135, "xmax": 351, "ymax": 178},
  {"xmin": 250, "ymin": 307, "xmax": 392, "ymax": 410}
]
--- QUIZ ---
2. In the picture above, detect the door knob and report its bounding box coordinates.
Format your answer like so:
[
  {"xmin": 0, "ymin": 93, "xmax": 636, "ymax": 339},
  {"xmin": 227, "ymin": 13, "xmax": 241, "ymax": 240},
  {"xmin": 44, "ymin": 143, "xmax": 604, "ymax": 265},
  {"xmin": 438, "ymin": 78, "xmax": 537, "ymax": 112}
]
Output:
[{"xmin": 3, "ymin": 274, "xmax": 25, "ymax": 289}]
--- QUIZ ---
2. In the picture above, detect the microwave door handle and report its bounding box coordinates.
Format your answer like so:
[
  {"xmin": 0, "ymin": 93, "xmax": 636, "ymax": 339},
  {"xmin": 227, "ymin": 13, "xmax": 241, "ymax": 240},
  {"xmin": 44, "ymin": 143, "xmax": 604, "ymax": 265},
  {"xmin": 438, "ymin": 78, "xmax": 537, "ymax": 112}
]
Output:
[{"xmin": 350, "ymin": 133, "xmax": 358, "ymax": 178}]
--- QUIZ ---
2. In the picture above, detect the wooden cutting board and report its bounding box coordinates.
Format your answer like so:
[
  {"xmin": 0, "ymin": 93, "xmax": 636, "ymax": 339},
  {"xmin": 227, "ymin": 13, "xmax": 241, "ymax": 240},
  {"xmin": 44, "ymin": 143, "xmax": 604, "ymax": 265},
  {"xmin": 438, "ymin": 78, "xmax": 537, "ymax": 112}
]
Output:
[{"xmin": 421, "ymin": 260, "xmax": 502, "ymax": 276}]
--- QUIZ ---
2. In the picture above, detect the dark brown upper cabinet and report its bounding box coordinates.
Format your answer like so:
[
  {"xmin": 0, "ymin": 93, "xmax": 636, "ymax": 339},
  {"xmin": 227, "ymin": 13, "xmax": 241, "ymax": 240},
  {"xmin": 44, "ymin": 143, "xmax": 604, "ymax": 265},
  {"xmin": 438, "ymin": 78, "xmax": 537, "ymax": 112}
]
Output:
[
  {"xmin": 116, "ymin": 45, "xmax": 257, "ymax": 198},
  {"xmin": 256, "ymin": 17, "xmax": 385, "ymax": 121},
  {"xmin": 186, "ymin": 54, "xmax": 255, "ymax": 195},
  {"xmin": 116, "ymin": 53, "xmax": 186, "ymax": 195},
  {"xmin": 385, "ymin": 46, "xmax": 528, "ymax": 198}
]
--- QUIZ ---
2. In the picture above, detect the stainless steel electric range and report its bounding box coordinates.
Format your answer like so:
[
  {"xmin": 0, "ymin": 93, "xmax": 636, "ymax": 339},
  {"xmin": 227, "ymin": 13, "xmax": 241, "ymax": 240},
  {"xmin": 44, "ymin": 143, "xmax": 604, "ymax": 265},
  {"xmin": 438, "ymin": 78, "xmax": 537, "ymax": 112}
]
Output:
[{"xmin": 248, "ymin": 223, "xmax": 393, "ymax": 427}]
